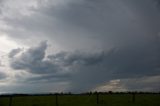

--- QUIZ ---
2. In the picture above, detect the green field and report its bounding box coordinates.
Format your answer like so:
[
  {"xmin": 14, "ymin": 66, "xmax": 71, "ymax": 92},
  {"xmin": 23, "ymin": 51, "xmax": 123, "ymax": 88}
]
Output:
[{"xmin": 0, "ymin": 94, "xmax": 160, "ymax": 106}]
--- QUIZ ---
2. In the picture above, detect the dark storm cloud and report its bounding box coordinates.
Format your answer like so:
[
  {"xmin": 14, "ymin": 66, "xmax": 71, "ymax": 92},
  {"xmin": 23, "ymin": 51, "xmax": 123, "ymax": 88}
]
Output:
[
  {"xmin": 8, "ymin": 41, "xmax": 106, "ymax": 92},
  {"xmin": 47, "ymin": 51, "xmax": 104, "ymax": 66},
  {"xmin": 2, "ymin": 0, "xmax": 160, "ymax": 50},
  {"xmin": 48, "ymin": 0, "xmax": 160, "ymax": 91},
  {"xmin": 48, "ymin": 0, "xmax": 160, "ymax": 47},
  {"xmin": 9, "ymin": 41, "xmax": 160, "ymax": 92},
  {"xmin": 69, "ymin": 45, "xmax": 160, "ymax": 92},
  {"xmin": 3, "ymin": 0, "xmax": 160, "ymax": 92},
  {"xmin": 9, "ymin": 41, "xmax": 104, "ymax": 75},
  {"xmin": 10, "ymin": 41, "xmax": 60, "ymax": 74}
]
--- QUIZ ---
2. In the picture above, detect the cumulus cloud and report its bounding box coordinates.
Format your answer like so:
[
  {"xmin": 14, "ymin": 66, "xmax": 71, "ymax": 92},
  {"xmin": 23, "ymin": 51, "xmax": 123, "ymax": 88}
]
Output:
[
  {"xmin": 10, "ymin": 41, "xmax": 58, "ymax": 74},
  {"xmin": 47, "ymin": 51, "xmax": 104, "ymax": 67},
  {"xmin": 9, "ymin": 41, "xmax": 104, "ymax": 76},
  {"xmin": 8, "ymin": 41, "xmax": 107, "ymax": 92}
]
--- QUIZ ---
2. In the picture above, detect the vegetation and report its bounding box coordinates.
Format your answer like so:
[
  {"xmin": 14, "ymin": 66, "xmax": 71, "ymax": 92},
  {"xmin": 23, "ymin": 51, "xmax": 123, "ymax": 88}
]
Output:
[{"xmin": 0, "ymin": 93, "xmax": 160, "ymax": 106}]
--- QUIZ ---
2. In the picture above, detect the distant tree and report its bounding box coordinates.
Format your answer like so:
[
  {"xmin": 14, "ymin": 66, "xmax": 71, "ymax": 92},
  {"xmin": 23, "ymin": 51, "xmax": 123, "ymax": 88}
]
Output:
[{"xmin": 108, "ymin": 91, "xmax": 113, "ymax": 94}]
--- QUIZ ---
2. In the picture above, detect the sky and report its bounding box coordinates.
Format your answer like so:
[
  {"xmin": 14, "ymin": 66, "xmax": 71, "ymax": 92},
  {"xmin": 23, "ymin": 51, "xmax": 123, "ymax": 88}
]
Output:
[{"xmin": 0, "ymin": 0, "xmax": 160, "ymax": 93}]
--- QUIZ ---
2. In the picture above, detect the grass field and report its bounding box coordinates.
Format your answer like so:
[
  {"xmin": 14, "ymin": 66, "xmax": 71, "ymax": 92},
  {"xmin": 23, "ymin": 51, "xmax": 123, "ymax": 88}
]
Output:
[{"xmin": 0, "ymin": 93, "xmax": 160, "ymax": 106}]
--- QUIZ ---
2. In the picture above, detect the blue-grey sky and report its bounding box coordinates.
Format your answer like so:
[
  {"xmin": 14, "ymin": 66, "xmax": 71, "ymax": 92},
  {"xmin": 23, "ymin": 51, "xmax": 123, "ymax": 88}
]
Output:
[{"xmin": 0, "ymin": 0, "xmax": 160, "ymax": 93}]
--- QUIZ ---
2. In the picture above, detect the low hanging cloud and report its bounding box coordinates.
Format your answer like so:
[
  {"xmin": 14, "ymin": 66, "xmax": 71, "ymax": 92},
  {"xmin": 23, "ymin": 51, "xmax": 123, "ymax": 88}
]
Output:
[
  {"xmin": 9, "ymin": 41, "xmax": 104, "ymax": 76},
  {"xmin": 9, "ymin": 40, "xmax": 160, "ymax": 92},
  {"xmin": 9, "ymin": 41, "xmax": 59, "ymax": 74},
  {"xmin": 122, "ymin": 75, "xmax": 160, "ymax": 92},
  {"xmin": 94, "ymin": 79, "xmax": 127, "ymax": 92},
  {"xmin": 95, "ymin": 75, "xmax": 160, "ymax": 92},
  {"xmin": 8, "ymin": 41, "xmax": 106, "ymax": 92}
]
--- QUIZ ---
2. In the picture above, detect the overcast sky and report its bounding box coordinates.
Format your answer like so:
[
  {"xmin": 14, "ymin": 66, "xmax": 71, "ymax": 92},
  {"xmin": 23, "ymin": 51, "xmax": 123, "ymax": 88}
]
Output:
[{"xmin": 0, "ymin": 0, "xmax": 160, "ymax": 93}]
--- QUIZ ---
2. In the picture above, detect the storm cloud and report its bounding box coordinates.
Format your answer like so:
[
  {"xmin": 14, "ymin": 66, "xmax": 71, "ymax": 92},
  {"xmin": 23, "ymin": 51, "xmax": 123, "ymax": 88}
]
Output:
[
  {"xmin": 0, "ymin": 0, "xmax": 160, "ymax": 93},
  {"xmin": 9, "ymin": 40, "xmax": 160, "ymax": 92},
  {"xmin": 9, "ymin": 41, "xmax": 105, "ymax": 73},
  {"xmin": 10, "ymin": 41, "xmax": 59, "ymax": 74}
]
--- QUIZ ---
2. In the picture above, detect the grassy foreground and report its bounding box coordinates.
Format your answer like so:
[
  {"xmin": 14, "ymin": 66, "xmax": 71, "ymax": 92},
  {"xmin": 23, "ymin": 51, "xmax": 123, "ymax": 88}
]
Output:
[{"xmin": 0, "ymin": 93, "xmax": 160, "ymax": 106}]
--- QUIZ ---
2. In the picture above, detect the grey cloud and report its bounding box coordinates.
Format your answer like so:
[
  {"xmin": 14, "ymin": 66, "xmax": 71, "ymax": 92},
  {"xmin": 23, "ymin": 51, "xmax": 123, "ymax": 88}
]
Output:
[
  {"xmin": 48, "ymin": 51, "xmax": 104, "ymax": 66},
  {"xmin": 0, "ymin": 71, "xmax": 7, "ymax": 79},
  {"xmin": 50, "ymin": 0, "xmax": 160, "ymax": 46},
  {"xmin": 10, "ymin": 41, "xmax": 59, "ymax": 74},
  {"xmin": 96, "ymin": 75, "xmax": 160, "ymax": 92},
  {"xmin": 9, "ymin": 40, "xmax": 160, "ymax": 92},
  {"xmin": 0, "ymin": 81, "xmax": 69, "ymax": 93},
  {"xmin": 2, "ymin": 0, "xmax": 160, "ymax": 92},
  {"xmin": 95, "ymin": 79, "xmax": 127, "ymax": 92},
  {"xmin": 0, "ymin": 60, "xmax": 4, "ymax": 67},
  {"xmin": 121, "ymin": 75, "xmax": 160, "ymax": 92},
  {"xmin": 9, "ymin": 48, "xmax": 22, "ymax": 58},
  {"xmin": 69, "ymin": 44, "xmax": 160, "ymax": 92},
  {"xmin": 10, "ymin": 41, "xmax": 104, "ymax": 74},
  {"xmin": 25, "ymin": 74, "xmax": 71, "ymax": 83},
  {"xmin": 2, "ymin": 0, "xmax": 160, "ymax": 51}
]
